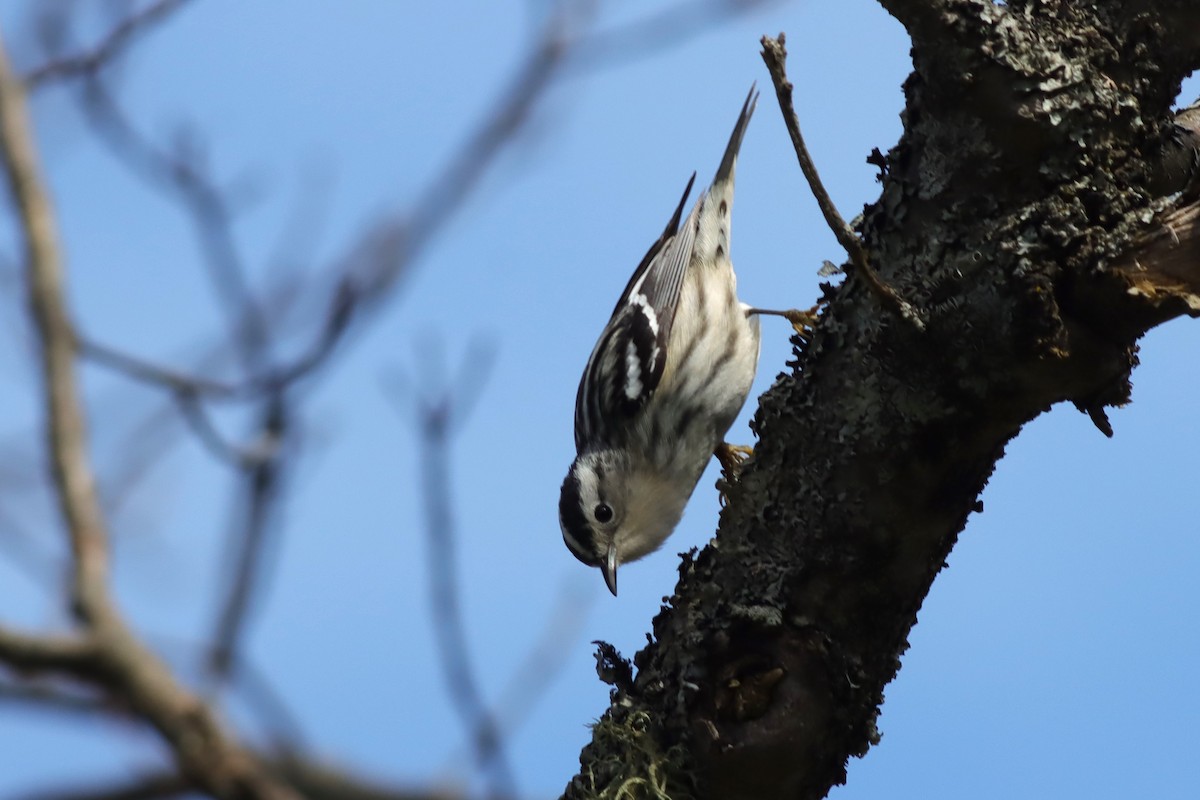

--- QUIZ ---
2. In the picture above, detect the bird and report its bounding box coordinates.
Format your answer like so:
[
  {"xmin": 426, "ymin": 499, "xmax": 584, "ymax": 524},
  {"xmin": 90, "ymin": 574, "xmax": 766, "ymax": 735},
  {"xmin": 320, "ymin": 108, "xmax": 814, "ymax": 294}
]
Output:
[{"xmin": 558, "ymin": 85, "xmax": 804, "ymax": 595}]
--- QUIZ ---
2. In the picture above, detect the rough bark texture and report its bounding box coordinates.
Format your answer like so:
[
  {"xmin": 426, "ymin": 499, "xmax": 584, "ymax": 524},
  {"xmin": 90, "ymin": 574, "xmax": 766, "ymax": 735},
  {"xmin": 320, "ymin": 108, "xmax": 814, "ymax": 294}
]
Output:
[{"xmin": 564, "ymin": 3, "xmax": 1200, "ymax": 799}]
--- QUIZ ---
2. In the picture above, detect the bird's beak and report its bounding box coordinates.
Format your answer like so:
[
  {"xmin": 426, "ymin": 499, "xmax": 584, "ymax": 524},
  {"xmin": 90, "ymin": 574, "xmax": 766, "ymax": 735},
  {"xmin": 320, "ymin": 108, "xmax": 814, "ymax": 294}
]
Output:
[{"xmin": 602, "ymin": 543, "xmax": 619, "ymax": 596}]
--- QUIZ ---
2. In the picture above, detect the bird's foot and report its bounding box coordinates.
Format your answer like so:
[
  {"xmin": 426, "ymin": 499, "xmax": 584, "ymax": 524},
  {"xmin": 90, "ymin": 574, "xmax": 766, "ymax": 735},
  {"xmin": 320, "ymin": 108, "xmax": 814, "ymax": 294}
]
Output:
[
  {"xmin": 714, "ymin": 442, "xmax": 754, "ymax": 507},
  {"xmin": 751, "ymin": 304, "xmax": 820, "ymax": 338}
]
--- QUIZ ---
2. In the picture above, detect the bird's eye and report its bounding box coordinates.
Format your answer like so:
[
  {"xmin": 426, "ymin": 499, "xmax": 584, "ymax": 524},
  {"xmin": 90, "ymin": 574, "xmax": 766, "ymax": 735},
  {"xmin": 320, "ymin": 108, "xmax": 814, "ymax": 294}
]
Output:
[{"xmin": 594, "ymin": 503, "xmax": 614, "ymax": 523}]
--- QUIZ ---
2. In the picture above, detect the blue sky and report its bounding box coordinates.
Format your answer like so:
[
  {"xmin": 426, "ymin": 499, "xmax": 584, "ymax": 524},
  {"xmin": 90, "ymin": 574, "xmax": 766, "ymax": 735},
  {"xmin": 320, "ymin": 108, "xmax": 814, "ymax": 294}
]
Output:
[{"xmin": 0, "ymin": 1, "xmax": 1197, "ymax": 798}]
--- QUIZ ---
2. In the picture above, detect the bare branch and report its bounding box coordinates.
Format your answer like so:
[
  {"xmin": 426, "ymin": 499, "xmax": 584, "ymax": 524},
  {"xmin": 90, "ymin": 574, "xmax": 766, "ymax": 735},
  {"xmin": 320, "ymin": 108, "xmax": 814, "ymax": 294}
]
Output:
[
  {"xmin": 4, "ymin": 636, "xmax": 312, "ymax": 754},
  {"xmin": 24, "ymin": 0, "xmax": 195, "ymax": 89},
  {"xmin": 0, "ymin": 25, "xmax": 298, "ymax": 800},
  {"xmin": 0, "ymin": 626, "xmax": 96, "ymax": 673},
  {"xmin": 760, "ymin": 33, "xmax": 925, "ymax": 330},
  {"xmin": 0, "ymin": 19, "xmax": 110, "ymax": 627},
  {"xmin": 0, "ymin": 669, "xmax": 463, "ymax": 798}
]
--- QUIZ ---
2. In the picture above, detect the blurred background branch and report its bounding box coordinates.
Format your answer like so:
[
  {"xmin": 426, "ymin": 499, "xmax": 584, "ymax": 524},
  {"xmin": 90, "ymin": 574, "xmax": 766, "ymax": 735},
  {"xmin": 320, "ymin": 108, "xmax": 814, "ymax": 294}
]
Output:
[
  {"xmin": 0, "ymin": 0, "xmax": 838, "ymax": 797},
  {"xmin": 24, "ymin": 0, "xmax": 193, "ymax": 88},
  {"xmin": 384, "ymin": 340, "xmax": 514, "ymax": 798},
  {"xmin": 0, "ymin": 0, "xmax": 593, "ymax": 796}
]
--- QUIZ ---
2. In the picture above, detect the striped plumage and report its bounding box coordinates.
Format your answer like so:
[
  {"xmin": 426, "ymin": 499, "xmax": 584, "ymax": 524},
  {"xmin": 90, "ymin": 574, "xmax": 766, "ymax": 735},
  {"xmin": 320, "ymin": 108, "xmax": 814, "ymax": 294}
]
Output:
[{"xmin": 559, "ymin": 87, "xmax": 762, "ymax": 595}]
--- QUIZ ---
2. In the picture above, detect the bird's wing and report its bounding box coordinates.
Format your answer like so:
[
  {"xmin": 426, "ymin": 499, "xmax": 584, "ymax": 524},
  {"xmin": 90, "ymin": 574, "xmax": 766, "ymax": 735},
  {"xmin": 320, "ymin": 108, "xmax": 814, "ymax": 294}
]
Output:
[{"xmin": 574, "ymin": 174, "xmax": 697, "ymax": 450}]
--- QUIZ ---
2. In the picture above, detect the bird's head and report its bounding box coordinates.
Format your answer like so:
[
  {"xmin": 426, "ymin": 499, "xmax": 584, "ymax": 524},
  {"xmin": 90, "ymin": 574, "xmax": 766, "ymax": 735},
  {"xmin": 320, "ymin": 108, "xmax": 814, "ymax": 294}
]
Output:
[{"xmin": 559, "ymin": 449, "xmax": 688, "ymax": 595}]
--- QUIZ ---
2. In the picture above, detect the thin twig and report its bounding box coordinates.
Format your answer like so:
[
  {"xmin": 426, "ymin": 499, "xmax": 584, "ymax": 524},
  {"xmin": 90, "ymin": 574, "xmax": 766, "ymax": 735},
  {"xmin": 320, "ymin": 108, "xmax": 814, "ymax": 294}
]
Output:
[
  {"xmin": 77, "ymin": 280, "xmax": 352, "ymax": 400},
  {"xmin": 760, "ymin": 33, "xmax": 925, "ymax": 330},
  {"xmin": 78, "ymin": 78, "xmax": 272, "ymax": 374},
  {"xmin": 174, "ymin": 393, "xmax": 281, "ymax": 467},
  {"xmin": 80, "ymin": 335, "xmax": 237, "ymax": 397},
  {"xmin": 385, "ymin": 343, "xmax": 515, "ymax": 800},
  {"xmin": 24, "ymin": 0, "xmax": 194, "ymax": 88},
  {"xmin": 206, "ymin": 400, "xmax": 289, "ymax": 684}
]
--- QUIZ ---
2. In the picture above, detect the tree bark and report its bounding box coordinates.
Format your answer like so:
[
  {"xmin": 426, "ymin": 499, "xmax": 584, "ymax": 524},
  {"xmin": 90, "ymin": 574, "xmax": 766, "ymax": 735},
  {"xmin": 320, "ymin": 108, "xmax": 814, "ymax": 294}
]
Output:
[{"xmin": 564, "ymin": 3, "xmax": 1200, "ymax": 798}]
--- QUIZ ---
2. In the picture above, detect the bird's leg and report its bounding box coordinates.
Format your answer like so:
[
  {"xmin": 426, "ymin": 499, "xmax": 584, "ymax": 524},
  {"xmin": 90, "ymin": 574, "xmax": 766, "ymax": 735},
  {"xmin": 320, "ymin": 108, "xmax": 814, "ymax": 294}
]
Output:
[
  {"xmin": 750, "ymin": 303, "xmax": 820, "ymax": 338},
  {"xmin": 714, "ymin": 442, "xmax": 755, "ymax": 507}
]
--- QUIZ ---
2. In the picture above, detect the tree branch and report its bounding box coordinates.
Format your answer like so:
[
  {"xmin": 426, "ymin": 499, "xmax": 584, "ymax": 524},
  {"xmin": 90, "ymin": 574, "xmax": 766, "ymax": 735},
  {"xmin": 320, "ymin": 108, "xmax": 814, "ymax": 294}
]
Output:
[
  {"xmin": 565, "ymin": 5, "xmax": 1200, "ymax": 798},
  {"xmin": 0, "ymin": 626, "xmax": 96, "ymax": 674},
  {"xmin": 205, "ymin": 400, "xmax": 289, "ymax": 683}
]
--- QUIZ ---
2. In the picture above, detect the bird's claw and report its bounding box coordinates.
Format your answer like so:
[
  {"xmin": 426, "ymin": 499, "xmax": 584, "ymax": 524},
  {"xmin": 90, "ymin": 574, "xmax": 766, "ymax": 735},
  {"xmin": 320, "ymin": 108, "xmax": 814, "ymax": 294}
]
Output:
[
  {"xmin": 716, "ymin": 476, "xmax": 732, "ymax": 507},
  {"xmin": 714, "ymin": 442, "xmax": 754, "ymax": 506},
  {"xmin": 781, "ymin": 305, "xmax": 820, "ymax": 337}
]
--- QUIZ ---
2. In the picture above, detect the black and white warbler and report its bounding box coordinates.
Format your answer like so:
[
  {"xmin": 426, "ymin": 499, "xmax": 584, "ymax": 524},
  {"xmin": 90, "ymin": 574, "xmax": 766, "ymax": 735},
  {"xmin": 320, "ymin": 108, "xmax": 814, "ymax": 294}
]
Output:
[{"xmin": 559, "ymin": 86, "xmax": 801, "ymax": 595}]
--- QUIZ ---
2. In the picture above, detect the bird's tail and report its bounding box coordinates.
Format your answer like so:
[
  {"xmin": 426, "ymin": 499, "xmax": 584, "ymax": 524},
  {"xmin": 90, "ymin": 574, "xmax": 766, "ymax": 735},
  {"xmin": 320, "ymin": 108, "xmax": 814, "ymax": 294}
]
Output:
[{"xmin": 713, "ymin": 84, "xmax": 758, "ymax": 187}]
